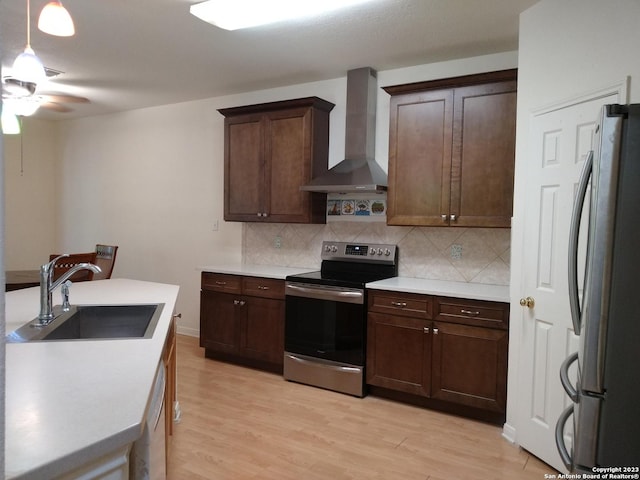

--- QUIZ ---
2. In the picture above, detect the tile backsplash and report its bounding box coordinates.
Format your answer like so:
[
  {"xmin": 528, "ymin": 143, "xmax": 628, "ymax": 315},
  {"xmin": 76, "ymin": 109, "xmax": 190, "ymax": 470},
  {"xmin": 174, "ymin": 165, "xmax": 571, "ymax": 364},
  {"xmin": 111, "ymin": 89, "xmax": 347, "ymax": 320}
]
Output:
[{"xmin": 243, "ymin": 222, "xmax": 511, "ymax": 285}]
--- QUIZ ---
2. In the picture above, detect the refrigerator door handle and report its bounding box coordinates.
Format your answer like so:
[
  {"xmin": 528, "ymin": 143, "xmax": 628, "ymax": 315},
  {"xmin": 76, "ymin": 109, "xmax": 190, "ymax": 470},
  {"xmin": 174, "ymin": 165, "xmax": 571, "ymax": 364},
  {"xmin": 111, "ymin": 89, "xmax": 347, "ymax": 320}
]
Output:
[
  {"xmin": 568, "ymin": 150, "xmax": 593, "ymax": 335},
  {"xmin": 556, "ymin": 404, "xmax": 574, "ymax": 471},
  {"xmin": 559, "ymin": 351, "xmax": 579, "ymax": 402}
]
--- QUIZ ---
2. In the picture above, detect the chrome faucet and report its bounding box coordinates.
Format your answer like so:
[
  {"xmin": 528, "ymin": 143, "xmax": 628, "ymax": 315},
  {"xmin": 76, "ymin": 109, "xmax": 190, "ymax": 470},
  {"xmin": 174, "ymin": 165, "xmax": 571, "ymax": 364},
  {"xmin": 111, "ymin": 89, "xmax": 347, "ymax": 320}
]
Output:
[{"xmin": 38, "ymin": 254, "xmax": 102, "ymax": 325}]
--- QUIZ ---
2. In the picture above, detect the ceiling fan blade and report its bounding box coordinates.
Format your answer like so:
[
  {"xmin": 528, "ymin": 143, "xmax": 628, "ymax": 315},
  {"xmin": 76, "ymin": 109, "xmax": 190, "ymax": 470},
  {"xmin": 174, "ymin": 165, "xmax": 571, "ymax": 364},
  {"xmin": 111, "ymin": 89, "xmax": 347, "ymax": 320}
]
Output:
[
  {"xmin": 38, "ymin": 93, "xmax": 90, "ymax": 104},
  {"xmin": 40, "ymin": 102, "xmax": 73, "ymax": 113}
]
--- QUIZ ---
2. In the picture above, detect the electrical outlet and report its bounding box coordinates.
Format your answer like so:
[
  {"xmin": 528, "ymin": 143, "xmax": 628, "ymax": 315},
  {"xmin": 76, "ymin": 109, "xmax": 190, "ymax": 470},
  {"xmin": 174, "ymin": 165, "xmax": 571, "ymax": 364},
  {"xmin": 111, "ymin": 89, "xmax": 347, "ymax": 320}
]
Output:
[
  {"xmin": 274, "ymin": 236, "xmax": 282, "ymax": 249},
  {"xmin": 451, "ymin": 244, "xmax": 462, "ymax": 260}
]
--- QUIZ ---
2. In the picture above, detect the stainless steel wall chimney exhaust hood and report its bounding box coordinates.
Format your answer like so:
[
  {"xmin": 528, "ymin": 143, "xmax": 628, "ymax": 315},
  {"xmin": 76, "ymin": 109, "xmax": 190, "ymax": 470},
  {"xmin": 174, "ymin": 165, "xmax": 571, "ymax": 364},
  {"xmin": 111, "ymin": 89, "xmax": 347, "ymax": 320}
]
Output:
[{"xmin": 300, "ymin": 67, "xmax": 387, "ymax": 193}]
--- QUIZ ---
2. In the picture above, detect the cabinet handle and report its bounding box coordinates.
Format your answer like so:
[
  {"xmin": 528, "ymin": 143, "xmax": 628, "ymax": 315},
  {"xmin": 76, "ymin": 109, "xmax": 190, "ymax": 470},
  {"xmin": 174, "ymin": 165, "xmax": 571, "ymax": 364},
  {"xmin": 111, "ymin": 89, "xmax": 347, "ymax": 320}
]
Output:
[
  {"xmin": 423, "ymin": 327, "xmax": 430, "ymax": 334},
  {"xmin": 441, "ymin": 214, "xmax": 448, "ymax": 222},
  {"xmin": 258, "ymin": 285, "xmax": 270, "ymax": 290},
  {"xmin": 450, "ymin": 214, "xmax": 457, "ymax": 222},
  {"xmin": 239, "ymin": 300, "xmax": 246, "ymax": 306},
  {"xmin": 460, "ymin": 309, "xmax": 480, "ymax": 316},
  {"xmin": 233, "ymin": 299, "xmax": 246, "ymax": 306},
  {"xmin": 391, "ymin": 301, "xmax": 407, "ymax": 308},
  {"xmin": 215, "ymin": 281, "xmax": 227, "ymax": 286},
  {"xmin": 433, "ymin": 328, "xmax": 439, "ymax": 335}
]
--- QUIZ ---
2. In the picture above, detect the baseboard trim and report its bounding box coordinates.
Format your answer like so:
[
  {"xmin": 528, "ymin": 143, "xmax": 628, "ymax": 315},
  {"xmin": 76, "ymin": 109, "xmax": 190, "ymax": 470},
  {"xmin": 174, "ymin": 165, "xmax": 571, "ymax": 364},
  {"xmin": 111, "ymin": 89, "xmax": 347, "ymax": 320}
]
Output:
[{"xmin": 502, "ymin": 422, "xmax": 517, "ymax": 444}]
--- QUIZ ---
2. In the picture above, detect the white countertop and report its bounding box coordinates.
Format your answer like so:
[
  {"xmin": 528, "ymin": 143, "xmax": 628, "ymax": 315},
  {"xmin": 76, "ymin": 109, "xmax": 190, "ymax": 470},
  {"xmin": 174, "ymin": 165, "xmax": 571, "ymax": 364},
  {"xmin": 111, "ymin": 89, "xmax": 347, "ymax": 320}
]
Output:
[
  {"xmin": 199, "ymin": 264, "xmax": 510, "ymax": 302},
  {"xmin": 199, "ymin": 263, "xmax": 314, "ymax": 279},
  {"xmin": 5, "ymin": 279, "xmax": 180, "ymax": 480},
  {"xmin": 367, "ymin": 277, "xmax": 510, "ymax": 303}
]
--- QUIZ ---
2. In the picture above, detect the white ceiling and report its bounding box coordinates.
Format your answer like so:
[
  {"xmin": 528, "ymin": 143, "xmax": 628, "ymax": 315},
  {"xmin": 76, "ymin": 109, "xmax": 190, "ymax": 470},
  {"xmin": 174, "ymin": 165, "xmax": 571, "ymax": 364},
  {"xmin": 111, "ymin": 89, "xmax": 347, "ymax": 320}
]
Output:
[{"xmin": 0, "ymin": 0, "xmax": 537, "ymax": 119}]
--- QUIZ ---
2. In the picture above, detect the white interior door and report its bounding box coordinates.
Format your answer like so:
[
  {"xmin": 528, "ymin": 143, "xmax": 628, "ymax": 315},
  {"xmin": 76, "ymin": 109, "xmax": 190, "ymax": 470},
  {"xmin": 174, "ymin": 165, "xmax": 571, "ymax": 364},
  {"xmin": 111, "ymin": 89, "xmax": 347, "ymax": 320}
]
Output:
[{"xmin": 515, "ymin": 92, "xmax": 619, "ymax": 471}]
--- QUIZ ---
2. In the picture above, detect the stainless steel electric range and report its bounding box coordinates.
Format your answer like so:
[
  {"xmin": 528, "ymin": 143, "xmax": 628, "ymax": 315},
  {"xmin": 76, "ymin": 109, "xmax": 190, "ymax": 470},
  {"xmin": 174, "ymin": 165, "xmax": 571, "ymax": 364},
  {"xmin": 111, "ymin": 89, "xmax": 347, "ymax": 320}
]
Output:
[{"xmin": 284, "ymin": 241, "xmax": 398, "ymax": 397}]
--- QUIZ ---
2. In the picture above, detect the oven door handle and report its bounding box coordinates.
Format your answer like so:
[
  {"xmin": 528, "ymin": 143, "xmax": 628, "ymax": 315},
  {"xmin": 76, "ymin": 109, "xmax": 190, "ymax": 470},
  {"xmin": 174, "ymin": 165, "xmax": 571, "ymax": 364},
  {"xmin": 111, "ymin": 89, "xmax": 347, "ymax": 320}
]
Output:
[{"xmin": 285, "ymin": 283, "xmax": 364, "ymax": 304}]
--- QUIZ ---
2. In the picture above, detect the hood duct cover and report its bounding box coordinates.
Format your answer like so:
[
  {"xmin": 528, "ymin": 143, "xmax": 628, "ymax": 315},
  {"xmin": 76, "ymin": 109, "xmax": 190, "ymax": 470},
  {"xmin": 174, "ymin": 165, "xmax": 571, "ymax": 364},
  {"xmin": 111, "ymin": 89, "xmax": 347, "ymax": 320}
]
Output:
[{"xmin": 301, "ymin": 67, "xmax": 387, "ymax": 193}]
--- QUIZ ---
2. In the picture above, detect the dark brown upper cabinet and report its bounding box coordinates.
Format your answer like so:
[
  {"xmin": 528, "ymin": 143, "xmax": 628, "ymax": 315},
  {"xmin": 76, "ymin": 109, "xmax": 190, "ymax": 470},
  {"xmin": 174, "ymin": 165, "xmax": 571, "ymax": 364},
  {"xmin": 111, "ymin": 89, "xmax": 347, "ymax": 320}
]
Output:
[
  {"xmin": 384, "ymin": 69, "xmax": 517, "ymax": 227},
  {"xmin": 219, "ymin": 97, "xmax": 334, "ymax": 223}
]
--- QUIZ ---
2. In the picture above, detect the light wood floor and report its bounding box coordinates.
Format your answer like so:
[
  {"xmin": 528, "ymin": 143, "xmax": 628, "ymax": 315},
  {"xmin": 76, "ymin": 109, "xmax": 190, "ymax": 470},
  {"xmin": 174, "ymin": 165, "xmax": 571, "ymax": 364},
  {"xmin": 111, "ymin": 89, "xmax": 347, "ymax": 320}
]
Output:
[{"xmin": 167, "ymin": 335, "xmax": 557, "ymax": 479}]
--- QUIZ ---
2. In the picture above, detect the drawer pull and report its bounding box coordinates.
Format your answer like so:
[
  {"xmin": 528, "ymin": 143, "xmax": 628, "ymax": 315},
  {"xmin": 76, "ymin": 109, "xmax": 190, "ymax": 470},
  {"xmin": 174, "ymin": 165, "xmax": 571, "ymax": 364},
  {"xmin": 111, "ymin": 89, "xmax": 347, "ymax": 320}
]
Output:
[
  {"xmin": 423, "ymin": 327, "xmax": 430, "ymax": 334},
  {"xmin": 391, "ymin": 301, "xmax": 407, "ymax": 308},
  {"xmin": 433, "ymin": 328, "xmax": 439, "ymax": 335},
  {"xmin": 258, "ymin": 285, "xmax": 270, "ymax": 290},
  {"xmin": 215, "ymin": 281, "xmax": 227, "ymax": 286},
  {"xmin": 460, "ymin": 309, "xmax": 480, "ymax": 316}
]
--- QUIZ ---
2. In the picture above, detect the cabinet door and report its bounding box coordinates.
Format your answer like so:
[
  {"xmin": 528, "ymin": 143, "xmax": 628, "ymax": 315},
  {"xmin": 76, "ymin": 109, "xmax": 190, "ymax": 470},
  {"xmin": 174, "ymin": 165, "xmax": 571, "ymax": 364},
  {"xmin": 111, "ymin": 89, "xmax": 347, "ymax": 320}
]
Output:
[
  {"xmin": 450, "ymin": 81, "xmax": 517, "ymax": 227},
  {"xmin": 263, "ymin": 108, "xmax": 316, "ymax": 222},
  {"xmin": 200, "ymin": 290, "xmax": 239, "ymax": 354},
  {"xmin": 366, "ymin": 312, "xmax": 431, "ymax": 396},
  {"xmin": 387, "ymin": 89, "xmax": 454, "ymax": 226},
  {"xmin": 224, "ymin": 113, "xmax": 265, "ymax": 221},
  {"xmin": 240, "ymin": 296, "xmax": 285, "ymax": 366},
  {"xmin": 431, "ymin": 322, "xmax": 507, "ymax": 412}
]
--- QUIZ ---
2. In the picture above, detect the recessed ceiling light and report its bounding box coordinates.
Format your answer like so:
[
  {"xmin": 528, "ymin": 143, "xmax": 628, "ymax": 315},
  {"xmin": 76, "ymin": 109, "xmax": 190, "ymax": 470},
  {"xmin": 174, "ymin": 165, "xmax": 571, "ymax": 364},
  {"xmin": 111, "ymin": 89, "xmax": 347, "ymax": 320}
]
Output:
[{"xmin": 190, "ymin": 0, "xmax": 376, "ymax": 31}]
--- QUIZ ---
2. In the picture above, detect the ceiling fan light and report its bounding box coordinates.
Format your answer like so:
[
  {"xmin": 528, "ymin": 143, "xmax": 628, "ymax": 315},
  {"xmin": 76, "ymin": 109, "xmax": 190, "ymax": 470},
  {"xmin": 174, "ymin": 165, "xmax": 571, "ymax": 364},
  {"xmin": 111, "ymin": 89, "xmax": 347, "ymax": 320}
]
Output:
[
  {"xmin": 1, "ymin": 105, "xmax": 22, "ymax": 135},
  {"xmin": 12, "ymin": 46, "xmax": 47, "ymax": 84},
  {"xmin": 4, "ymin": 97, "xmax": 40, "ymax": 117},
  {"xmin": 38, "ymin": 1, "xmax": 75, "ymax": 37}
]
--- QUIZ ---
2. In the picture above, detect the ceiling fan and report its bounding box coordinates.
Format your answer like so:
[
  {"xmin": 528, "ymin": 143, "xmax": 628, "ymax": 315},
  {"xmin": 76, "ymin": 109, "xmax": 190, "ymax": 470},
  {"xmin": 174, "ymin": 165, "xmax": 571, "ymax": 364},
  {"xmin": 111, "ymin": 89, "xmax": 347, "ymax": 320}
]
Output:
[{"xmin": 2, "ymin": 74, "xmax": 90, "ymax": 115}]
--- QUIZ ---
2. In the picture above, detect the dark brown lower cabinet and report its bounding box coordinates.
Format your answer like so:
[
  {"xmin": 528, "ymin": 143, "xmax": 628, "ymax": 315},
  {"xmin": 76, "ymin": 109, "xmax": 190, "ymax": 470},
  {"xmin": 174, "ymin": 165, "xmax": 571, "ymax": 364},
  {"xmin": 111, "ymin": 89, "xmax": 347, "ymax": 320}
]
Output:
[
  {"xmin": 430, "ymin": 321, "xmax": 508, "ymax": 412},
  {"xmin": 367, "ymin": 312, "xmax": 432, "ymax": 397},
  {"xmin": 200, "ymin": 272, "xmax": 285, "ymax": 372},
  {"xmin": 241, "ymin": 296, "xmax": 284, "ymax": 365},
  {"xmin": 200, "ymin": 290, "xmax": 239, "ymax": 354},
  {"xmin": 367, "ymin": 290, "xmax": 509, "ymax": 423}
]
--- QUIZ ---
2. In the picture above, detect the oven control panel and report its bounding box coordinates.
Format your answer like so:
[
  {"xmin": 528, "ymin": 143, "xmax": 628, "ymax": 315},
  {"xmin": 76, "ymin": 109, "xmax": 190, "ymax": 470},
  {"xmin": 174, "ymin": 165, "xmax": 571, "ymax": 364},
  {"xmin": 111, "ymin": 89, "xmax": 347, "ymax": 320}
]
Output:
[{"xmin": 321, "ymin": 241, "xmax": 397, "ymax": 264}]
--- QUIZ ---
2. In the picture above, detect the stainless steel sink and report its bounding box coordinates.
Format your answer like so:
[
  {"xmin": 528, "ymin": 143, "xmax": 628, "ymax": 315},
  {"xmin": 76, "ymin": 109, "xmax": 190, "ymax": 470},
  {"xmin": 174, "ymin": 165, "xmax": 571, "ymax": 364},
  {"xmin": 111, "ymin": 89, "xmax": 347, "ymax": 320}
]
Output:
[{"xmin": 7, "ymin": 303, "xmax": 164, "ymax": 343}]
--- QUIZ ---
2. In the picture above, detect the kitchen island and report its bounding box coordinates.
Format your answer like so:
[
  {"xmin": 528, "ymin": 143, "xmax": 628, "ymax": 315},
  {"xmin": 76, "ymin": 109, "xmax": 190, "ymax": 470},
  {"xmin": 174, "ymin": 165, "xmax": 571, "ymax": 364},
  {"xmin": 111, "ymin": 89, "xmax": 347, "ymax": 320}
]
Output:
[{"xmin": 5, "ymin": 278, "xmax": 179, "ymax": 480}]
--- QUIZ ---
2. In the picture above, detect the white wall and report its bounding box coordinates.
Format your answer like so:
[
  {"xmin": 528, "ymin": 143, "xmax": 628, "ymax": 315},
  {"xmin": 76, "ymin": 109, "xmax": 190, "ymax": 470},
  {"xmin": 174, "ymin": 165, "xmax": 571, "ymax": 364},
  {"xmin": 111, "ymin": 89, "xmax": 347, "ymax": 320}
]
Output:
[
  {"xmin": 4, "ymin": 118, "xmax": 57, "ymax": 270},
  {"xmin": 506, "ymin": 0, "xmax": 640, "ymax": 443},
  {"xmin": 5, "ymin": 51, "xmax": 517, "ymax": 336}
]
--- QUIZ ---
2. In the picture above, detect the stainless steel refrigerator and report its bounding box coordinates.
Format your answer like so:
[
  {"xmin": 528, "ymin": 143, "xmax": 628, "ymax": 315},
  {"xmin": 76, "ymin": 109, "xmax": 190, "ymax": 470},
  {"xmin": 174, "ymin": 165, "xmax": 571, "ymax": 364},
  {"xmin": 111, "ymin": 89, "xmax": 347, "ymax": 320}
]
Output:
[{"xmin": 556, "ymin": 104, "xmax": 640, "ymax": 472}]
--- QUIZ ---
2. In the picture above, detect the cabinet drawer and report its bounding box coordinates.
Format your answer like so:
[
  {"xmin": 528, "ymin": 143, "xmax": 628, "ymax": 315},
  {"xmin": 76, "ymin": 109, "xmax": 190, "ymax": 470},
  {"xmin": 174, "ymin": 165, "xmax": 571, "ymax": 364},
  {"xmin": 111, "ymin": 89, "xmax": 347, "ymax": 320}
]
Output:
[
  {"xmin": 201, "ymin": 272, "xmax": 242, "ymax": 293},
  {"xmin": 242, "ymin": 277, "xmax": 285, "ymax": 299},
  {"xmin": 434, "ymin": 297, "xmax": 509, "ymax": 330},
  {"xmin": 368, "ymin": 290, "xmax": 432, "ymax": 319}
]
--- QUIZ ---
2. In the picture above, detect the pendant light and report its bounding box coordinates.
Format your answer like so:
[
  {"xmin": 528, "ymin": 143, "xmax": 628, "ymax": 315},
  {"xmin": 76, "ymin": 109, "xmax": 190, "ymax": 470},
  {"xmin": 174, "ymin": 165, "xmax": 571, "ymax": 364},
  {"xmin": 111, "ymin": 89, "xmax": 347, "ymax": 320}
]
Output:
[
  {"xmin": 13, "ymin": 0, "xmax": 47, "ymax": 85},
  {"xmin": 38, "ymin": 1, "xmax": 75, "ymax": 37}
]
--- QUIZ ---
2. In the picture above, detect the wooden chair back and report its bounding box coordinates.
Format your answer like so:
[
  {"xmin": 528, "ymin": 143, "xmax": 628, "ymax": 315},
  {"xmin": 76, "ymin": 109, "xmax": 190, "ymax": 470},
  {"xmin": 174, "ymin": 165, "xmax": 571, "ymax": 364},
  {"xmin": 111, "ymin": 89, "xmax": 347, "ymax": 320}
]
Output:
[
  {"xmin": 49, "ymin": 252, "xmax": 98, "ymax": 282},
  {"xmin": 93, "ymin": 244, "xmax": 119, "ymax": 280}
]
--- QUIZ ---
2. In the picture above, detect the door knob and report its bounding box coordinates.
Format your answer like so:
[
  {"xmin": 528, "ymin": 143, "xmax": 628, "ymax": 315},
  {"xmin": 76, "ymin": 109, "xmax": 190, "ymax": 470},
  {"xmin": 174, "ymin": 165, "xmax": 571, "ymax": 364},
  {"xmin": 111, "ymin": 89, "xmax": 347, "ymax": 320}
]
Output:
[{"xmin": 520, "ymin": 296, "xmax": 535, "ymax": 308}]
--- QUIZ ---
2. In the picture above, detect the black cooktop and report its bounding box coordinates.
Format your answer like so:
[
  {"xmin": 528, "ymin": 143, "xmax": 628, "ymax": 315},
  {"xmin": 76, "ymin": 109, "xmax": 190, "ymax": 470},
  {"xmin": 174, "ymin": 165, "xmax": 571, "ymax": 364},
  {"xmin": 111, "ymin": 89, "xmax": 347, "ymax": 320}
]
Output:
[
  {"xmin": 286, "ymin": 240, "xmax": 399, "ymax": 288},
  {"xmin": 286, "ymin": 265, "xmax": 396, "ymax": 289}
]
